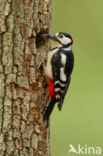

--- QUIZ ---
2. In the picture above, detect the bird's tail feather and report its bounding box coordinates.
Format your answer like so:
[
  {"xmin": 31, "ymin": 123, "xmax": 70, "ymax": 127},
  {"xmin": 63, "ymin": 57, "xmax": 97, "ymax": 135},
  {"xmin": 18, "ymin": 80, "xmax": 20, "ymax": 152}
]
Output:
[{"xmin": 43, "ymin": 99, "xmax": 56, "ymax": 121}]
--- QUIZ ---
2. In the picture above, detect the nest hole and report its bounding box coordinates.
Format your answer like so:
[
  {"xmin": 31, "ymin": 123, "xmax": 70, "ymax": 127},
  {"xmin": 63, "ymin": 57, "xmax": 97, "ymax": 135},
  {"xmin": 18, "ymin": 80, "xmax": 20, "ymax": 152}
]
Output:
[{"xmin": 36, "ymin": 30, "xmax": 48, "ymax": 49}]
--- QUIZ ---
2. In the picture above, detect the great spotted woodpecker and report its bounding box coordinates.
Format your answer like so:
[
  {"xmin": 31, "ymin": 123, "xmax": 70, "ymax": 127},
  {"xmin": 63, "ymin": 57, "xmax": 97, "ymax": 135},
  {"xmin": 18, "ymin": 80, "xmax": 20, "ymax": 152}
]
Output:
[{"xmin": 43, "ymin": 32, "xmax": 74, "ymax": 120}]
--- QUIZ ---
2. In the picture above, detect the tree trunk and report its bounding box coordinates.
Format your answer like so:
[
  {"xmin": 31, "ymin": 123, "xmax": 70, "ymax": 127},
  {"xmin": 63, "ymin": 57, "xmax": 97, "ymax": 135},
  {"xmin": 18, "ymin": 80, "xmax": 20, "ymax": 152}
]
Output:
[{"xmin": 0, "ymin": 0, "xmax": 52, "ymax": 155}]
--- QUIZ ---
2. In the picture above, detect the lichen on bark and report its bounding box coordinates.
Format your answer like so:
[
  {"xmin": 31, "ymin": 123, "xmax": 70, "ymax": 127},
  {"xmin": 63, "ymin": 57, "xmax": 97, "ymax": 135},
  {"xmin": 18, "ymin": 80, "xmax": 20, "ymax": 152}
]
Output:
[{"xmin": 0, "ymin": 0, "xmax": 52, "ymax": 155}]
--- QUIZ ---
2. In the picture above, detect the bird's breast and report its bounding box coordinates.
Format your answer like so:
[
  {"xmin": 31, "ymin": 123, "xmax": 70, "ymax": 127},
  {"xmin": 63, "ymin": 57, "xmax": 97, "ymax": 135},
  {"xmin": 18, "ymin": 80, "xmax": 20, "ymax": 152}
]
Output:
[{"xmin": 45, "ymin": 48, "xmax": 59, "ymax": 79}]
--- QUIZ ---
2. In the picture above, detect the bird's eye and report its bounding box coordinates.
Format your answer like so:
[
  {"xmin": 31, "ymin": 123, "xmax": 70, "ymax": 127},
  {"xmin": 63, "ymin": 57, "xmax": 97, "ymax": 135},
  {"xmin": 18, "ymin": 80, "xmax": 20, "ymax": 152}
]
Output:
[{"xmin": 59, "ymin": 34, "xmax": 63, "ymax": 38}]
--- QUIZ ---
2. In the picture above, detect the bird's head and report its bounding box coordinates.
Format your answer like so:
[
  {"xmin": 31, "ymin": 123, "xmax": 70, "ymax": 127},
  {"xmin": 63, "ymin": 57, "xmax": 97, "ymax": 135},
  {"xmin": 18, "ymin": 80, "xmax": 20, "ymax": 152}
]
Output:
[{"xmin": 45, "ymin": 32, "xmax": 73, "ymax": 48}]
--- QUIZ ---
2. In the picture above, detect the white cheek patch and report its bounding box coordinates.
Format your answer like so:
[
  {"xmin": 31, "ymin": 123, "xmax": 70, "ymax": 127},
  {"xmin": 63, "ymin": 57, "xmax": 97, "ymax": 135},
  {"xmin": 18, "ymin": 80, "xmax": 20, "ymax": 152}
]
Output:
[
  {"xmin": 60, "ymin": 67, "xmax": 66, "ymax": 81},
  {"xmin": 59, "ymin": 36, "xmax": 71, "ymax": 45}
]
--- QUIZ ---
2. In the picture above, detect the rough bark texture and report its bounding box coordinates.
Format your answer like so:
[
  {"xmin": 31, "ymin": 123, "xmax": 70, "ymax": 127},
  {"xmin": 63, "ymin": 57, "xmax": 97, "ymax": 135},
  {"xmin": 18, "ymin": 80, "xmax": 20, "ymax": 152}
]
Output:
[{"xmin": 0, "ymin": 0, "xmax": 52, "ymax": 155}]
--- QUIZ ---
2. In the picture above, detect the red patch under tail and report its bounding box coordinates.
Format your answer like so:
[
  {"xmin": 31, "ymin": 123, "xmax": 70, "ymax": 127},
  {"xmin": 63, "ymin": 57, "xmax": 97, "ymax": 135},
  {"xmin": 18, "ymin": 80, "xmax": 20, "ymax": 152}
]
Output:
[{"xmin": 47, "ymin": 77, "xmax": 55, "ymax": 100}]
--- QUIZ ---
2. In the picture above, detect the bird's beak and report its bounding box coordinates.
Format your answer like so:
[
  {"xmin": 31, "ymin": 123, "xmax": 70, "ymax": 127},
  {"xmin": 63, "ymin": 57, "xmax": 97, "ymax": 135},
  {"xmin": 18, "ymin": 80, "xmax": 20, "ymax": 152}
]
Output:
[{"xmin": 44, "ymin": 34, "xmax": 58, "ymax": 42}]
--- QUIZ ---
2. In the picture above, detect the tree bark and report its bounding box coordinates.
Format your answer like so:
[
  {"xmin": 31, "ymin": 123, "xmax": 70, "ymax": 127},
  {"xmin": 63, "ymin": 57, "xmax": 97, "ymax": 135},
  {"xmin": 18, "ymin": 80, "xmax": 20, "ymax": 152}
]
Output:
[{"xmin": 0, "ymin": 0, "xmax": 52, "ymax": 155}]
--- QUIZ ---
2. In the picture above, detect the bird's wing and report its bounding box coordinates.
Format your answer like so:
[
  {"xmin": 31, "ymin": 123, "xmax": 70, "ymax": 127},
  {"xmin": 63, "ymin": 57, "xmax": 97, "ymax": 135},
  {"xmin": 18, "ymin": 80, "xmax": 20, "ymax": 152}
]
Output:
[
  {"xmin": 51, "ymin": 51, "xmax": 72, "ymax": 110},
  {"xmin": 61, "ymin": 50, "xmax": 74, "ymax": 103}
]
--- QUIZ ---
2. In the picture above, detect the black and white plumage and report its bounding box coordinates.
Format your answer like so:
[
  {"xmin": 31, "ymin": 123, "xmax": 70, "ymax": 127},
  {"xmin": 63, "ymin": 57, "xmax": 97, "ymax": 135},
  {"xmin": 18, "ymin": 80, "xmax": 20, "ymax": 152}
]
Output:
[
  {"xmin": 44, "ymin": 32, "xmax": 74, "ymax": 120},
  {"xmin": 51, "ymin": 47, "xmax": 74, "ymax": 110}
]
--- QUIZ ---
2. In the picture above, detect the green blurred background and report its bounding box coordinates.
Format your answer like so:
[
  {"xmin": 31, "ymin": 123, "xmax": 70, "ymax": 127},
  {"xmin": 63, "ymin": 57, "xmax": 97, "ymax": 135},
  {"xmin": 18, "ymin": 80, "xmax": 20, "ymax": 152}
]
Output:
[{"xmin": 50, "ymin": 0, "xmax": 103, "ymax": 156}]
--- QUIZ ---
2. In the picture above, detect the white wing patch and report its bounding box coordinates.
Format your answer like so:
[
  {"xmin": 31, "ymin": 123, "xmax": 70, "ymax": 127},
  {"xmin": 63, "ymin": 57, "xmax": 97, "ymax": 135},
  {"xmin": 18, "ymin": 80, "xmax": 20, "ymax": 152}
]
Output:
[
  {"xmin": 56, "ymin": 94, "xmax": 61, "ymax": 99},
  {"xmin": 60, "ymin": 67, "xmax": 66, "ymax": 81},
  {"xmin": 55, "ymin": 88, "xmax": 64, "ymax": 93},
  {"xmin": 54, "ymin": 80, "xmax": 66, "ymax": 87},
  {"xmin": 61, "ymin": 53, "xmax": 66, "ymax": 66}
]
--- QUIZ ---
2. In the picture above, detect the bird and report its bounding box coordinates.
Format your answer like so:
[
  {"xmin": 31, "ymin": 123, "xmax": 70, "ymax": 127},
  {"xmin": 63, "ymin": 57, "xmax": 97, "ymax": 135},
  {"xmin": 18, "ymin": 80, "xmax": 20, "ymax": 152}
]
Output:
[{"xmin": 43, "ymin": 32, "xmax": 74, "ymax": 120}]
